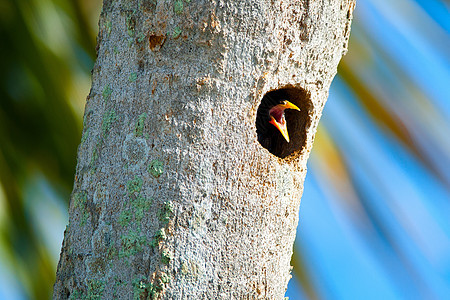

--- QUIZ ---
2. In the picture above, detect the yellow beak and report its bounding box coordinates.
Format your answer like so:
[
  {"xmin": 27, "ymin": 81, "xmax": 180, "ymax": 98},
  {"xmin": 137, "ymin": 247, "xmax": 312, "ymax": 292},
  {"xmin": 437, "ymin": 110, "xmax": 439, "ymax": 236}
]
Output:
[
  {"xmin": 268, "ymin": 100, "xmax": 300, "ymax": 143},
  {"xmin": 280, "ymin": 100, "xmax": 300, "ymax": 111},
  {"xmin": 269, "ymin": 116, "xmax": 290, "ymax": 142}
]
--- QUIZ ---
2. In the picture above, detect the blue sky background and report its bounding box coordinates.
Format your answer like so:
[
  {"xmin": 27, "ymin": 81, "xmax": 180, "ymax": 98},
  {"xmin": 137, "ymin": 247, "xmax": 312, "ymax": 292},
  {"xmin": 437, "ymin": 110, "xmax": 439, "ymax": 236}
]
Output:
[{"xmin": 287, "ymin": 0, "xmax": 450, "ymax": 298}]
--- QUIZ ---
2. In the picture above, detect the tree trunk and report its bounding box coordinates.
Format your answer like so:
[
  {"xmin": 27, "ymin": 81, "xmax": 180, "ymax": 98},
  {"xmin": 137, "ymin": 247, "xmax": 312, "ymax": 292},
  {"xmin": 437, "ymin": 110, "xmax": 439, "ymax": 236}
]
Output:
[{"xmin": 53, "ymin": 0, "xmax": 355, "ymax": 299}]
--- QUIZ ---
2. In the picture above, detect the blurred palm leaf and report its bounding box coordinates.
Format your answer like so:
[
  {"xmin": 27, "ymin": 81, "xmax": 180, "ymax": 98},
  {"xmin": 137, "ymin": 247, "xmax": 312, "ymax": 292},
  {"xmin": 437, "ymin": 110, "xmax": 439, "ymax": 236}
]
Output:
[
  {"xmin": 0, "ymin": 0, "xmax": 99, "ymax": 298},
  {"xmin": 287, "ymin": 0, "xmax": 450, "ymax": 299}
]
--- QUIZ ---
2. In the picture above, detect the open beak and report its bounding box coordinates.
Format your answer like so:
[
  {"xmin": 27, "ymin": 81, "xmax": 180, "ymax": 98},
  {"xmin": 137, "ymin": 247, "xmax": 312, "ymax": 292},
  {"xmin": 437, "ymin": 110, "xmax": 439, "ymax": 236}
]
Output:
[
  {"xmin": 269, "ymin": 116, "xmax": 290, "ymax": 142},
  {"xmin": 268, "ymin": 100, "xmax": 300, "ymax": 143}
]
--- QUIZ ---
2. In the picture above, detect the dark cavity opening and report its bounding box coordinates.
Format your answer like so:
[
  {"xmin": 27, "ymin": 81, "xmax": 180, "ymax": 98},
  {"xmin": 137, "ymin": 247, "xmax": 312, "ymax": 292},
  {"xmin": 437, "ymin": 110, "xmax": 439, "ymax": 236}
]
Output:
[{"xmin": 256, "ymin": 86, "xmax": 311, "ymax": 158}]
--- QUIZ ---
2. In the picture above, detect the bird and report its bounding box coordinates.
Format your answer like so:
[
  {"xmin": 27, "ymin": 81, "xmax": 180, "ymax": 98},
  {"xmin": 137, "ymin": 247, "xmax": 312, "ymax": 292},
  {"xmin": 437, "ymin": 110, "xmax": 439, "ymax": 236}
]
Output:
[
  {"xmin": 268, "ymin": 100, "xmax": 300, "ymax": 143},
  {"xmin": 256, "ymin": 97, "xmax": 301, "ymax": 156}
]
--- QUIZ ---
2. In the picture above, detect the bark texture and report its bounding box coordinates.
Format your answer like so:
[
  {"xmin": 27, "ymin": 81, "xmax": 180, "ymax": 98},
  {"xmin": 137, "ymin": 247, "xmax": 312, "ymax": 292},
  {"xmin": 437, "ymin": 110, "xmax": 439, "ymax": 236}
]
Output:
[{"xmin": 54, "ymin": 0, "xmax": 355, "ymax": 299}]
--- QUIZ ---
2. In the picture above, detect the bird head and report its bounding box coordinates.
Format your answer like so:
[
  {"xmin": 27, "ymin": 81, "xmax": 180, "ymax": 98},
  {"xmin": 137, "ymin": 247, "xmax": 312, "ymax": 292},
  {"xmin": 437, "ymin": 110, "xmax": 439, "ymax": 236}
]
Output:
[{"xmin": 268, "ymin": 100, "xmax": 300, "ymax": 143}]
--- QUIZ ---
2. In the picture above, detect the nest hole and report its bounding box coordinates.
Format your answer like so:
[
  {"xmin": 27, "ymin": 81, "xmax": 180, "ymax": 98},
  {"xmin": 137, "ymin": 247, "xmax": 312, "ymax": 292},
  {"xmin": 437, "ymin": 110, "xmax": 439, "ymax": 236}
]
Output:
[{"xmin": 256, "ymin": 86, "xmax": 311, "ymax": 158}]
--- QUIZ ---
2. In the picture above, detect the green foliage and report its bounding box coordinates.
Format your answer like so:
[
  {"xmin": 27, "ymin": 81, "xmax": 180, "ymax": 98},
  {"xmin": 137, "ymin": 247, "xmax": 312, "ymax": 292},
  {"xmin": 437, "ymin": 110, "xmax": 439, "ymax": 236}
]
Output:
[{"xmin": 0, "ymin": 1, "xmax": 100, "ymax": 298}]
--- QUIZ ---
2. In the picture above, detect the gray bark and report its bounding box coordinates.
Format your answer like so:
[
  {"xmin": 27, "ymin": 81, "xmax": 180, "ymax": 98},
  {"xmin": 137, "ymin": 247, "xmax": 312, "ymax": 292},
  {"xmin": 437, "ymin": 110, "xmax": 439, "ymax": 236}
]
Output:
[{"xmin": 54, "ymin": 0, "xmax": 355, "ymax": 299}]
